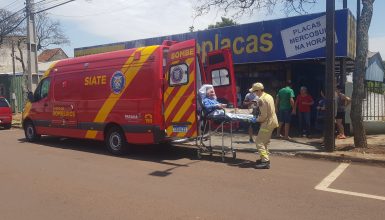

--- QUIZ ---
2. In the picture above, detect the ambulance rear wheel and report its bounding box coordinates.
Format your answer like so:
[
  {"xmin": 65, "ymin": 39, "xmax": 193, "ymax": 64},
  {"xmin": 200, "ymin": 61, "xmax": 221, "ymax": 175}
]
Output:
[
  {"xmin": 105, "ymin": 126, "xmax": 128, "ymax": 155},
  {"xmin": 24, "ymin": 120, "xmax": 41, "ymax": 142}
]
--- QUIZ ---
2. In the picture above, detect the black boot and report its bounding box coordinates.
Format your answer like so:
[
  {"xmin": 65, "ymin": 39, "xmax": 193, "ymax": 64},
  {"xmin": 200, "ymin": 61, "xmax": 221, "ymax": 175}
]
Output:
[{"xmin": 255, "ymin": 160, "xmax": 270, "ymax": 169}]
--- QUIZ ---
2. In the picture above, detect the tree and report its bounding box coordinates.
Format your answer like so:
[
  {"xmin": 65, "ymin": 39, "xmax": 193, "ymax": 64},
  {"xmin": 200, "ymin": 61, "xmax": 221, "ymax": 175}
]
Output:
[
  {"xmin": 194, "ymin": 0, "xmax": 316, "ymax": 18},
  {"xmin": 0, "ymin": 9, "xmax": 24, "ymax": 47},
  {"xmin": 194, "ymin": 0, "xmax": 375, "ymax": 149},
  {"xmin": 35, "ymin": 12, "xmax": 69, "ymax": 51},
  {"xmin": 1, "ymin": 8, "xmax": 70, "ymax": 51},
  {"xmin": 350, "ymin": 0, "xmax": 374, "ymax": 148},
  {"xmin": 189, "ymin": 25, "xmax": 195, "ymax": 32},
  {"xmin": 207, "ymin": 17, "xmax": 237, "ymax": 29},
  {"xmin": 2, "ymin": 8, "xmax": 70, "ymax": 104},
  {"xmin": 12, "ymin": 37, "xmax": 29, "ymax": 102}
]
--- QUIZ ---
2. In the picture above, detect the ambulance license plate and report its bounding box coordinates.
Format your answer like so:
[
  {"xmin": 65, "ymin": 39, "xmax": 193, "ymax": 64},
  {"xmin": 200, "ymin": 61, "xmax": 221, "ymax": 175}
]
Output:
[{"xmin": 173, "ymin": 125, "xmax": 188, "ymax": 133}]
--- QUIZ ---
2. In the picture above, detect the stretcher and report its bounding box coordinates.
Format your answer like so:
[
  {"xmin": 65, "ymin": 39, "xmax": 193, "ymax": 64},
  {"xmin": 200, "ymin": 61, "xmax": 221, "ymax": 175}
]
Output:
[{"xmin": 196, "ymin": 85, "xmax": 255, "ymax": 162}]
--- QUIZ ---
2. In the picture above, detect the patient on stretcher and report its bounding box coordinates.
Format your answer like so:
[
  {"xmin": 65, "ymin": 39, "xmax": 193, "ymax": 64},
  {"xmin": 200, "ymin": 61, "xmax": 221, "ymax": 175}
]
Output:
[{"xmin": 199, "ymin": 84, "xmax": 257, "ymax": 123}]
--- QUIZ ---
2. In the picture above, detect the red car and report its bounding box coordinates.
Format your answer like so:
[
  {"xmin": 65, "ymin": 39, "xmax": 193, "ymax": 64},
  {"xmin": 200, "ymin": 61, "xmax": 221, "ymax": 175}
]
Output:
[{"xmin": 0, "ymin": 97, "xmax": 12, "ymax": 129}]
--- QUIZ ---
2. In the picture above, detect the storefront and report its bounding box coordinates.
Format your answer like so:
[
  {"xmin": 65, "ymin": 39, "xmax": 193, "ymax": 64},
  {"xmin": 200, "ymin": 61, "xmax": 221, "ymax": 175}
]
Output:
[{"xmin": 74, "ymin": 9, "xmax": 356, "ymax": 131}]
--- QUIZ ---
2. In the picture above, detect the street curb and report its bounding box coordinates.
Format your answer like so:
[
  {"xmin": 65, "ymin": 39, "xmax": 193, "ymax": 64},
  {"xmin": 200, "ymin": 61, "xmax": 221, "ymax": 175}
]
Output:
[
  {"xmin": 295, "ymin": 152, "xmax": 385, "ymax": 167},
  {"xmin": 179, "ymin": 142, "xmax": 385, "ymax": 166}
]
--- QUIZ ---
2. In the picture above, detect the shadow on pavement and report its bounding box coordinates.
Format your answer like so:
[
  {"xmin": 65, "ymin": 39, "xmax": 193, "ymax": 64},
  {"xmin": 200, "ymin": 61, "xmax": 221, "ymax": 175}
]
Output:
[
  {"xmin": 17, "ymin": 136, "xmax": 257, "ymax": 170},
  {"xmin": 17, "ymin": 136, "xmax": 196, "ymax": 160}
]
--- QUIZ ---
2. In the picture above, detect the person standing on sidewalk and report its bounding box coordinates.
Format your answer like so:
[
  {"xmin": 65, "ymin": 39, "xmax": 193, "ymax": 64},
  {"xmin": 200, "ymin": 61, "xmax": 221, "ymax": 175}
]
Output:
[
  {"xmin": 335, "ymin": 85, "xmax": 351, "ymax": 139},
  {"xmin": 315, "ymin": 90, "xmax": 326, "ymax": 132},
  {"xmin": 249, "ymin": 82, "xmax": 279, "ymax": 169},
  {"xmin": 275, "ymin": 80, "xmax": 295, "ymax": 140},
  {"xmin": 293, "ymin": 86, "xmax": 314, "ymax": 137}
]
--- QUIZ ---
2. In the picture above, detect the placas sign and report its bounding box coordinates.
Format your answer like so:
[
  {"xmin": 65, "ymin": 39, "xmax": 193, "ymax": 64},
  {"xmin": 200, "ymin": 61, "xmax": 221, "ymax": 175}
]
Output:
[{"xmin": 281, "ymin": 16, "xmax": 338, "ymax": 58}]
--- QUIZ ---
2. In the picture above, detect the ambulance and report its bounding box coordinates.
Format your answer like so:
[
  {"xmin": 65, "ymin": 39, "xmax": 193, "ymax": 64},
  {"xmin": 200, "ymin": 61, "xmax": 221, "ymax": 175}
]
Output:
[{"xmin": 22, "ymin": 40, "xmax": 237, "ymax": 155}]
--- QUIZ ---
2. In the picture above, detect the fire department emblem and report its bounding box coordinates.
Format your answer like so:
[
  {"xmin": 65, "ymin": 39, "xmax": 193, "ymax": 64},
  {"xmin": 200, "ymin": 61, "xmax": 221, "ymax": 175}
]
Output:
[
  {"xmin": 111, "ymin": 71, "xmax": 125, "ymax": 94},
  {"xmin": 170, "ymin": 66, "xmax": 184, "ymax": 84}
]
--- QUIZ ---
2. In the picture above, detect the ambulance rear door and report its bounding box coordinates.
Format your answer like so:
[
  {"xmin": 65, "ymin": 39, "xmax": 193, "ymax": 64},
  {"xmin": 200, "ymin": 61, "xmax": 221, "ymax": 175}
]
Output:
[
  {"xmin": 163, "ymin": 39, "xmax": 198, "ymax": 138},
  {"xmin": 205, "ymin": 49, "xmax": 237, "ymax": 107}
]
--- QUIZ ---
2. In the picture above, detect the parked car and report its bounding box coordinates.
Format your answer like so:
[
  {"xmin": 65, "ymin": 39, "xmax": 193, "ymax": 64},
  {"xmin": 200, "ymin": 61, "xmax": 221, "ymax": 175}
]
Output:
[{"xmin": 0, "ymin": 97, "xmax": 12, "ymax": 129}]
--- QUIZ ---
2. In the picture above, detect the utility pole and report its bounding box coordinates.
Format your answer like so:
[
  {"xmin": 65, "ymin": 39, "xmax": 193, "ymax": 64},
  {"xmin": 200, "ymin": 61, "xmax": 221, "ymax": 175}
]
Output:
[
  {"xmin": 324, "ymin": 0, "xmax": 336, "ymax": 152},
  {"xmin": 26, "ymin": 0, "xmax": 38, "ymax": 92},
  {"xmin": 357, "ymin": 0, "xmax": 361, "ymax": 50}
]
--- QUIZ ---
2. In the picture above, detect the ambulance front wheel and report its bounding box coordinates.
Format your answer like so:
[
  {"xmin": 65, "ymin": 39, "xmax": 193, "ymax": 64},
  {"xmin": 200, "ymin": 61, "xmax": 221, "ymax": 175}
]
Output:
[
  {"xmin": 105, "ymin": 126, "xmax": 128, "ymax": 155},
  {"xmin": 24, "ymin": 120, "xmax": 41, "ymax": 142}
]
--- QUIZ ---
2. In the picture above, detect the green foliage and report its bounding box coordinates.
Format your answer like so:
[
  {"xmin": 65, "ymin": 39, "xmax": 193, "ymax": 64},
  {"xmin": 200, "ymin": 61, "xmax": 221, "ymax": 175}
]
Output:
[
  {"xmin": 207, "ymin": 17, "xmax": 237, "ymax": 29},
  {"xmin": 366, "ymin": 81, "xmax": 385, "ymax": 94}
]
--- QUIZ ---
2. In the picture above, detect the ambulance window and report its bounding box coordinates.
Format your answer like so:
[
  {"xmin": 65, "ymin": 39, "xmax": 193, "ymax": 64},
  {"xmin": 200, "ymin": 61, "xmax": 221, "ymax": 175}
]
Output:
[
  {"xmin": 34, "ymin": 78, "xmax": 51, "ymax": 102},
  {"xmin": 169, "ymin": 63, "xmax": 188, "ymax": 86},
  {"xmin": 208, "ymin": 54, "xmax": 225, "ymax": 65},
  {"xmin": 211, "ymin": 69, "xmax": 229, "ymax": 86}
]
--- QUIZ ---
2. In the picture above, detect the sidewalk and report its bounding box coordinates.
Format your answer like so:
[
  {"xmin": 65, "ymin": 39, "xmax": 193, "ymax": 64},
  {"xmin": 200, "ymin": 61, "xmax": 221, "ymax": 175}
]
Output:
[{"xmin": 182, "ymin": 132, "xmax": 385, "ymax": 166}]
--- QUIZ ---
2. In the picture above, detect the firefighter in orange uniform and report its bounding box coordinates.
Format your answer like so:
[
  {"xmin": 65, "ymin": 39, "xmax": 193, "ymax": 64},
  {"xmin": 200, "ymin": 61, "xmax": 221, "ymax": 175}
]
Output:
[{"xmin": 249, "ymin": 82, "xmax": 279, "ymax": 169}]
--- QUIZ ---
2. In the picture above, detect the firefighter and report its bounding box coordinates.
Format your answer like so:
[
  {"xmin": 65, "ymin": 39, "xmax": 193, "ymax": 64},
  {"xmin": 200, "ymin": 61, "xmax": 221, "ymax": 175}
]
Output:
[{"xmin": 249, "ymin": 82, "xmax": 279, "ymax": 169}]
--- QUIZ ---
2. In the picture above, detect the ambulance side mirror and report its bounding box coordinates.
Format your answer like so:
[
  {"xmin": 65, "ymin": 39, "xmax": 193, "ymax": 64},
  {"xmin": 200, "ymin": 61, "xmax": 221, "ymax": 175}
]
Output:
[{"xmin": 27, "ymin": 92, "xmax": 34, "ymax": 102}]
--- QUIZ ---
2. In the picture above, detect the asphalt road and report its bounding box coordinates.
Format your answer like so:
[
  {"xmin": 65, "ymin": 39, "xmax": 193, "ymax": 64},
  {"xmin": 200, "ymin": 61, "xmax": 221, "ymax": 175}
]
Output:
[{"xmin": 1, "ymin": 128, "xmax": 384, "ymax": 220}]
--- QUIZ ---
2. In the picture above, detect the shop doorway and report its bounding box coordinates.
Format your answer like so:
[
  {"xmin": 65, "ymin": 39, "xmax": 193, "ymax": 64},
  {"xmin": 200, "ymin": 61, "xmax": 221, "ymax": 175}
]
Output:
[{"xmin": 291, "ymin": 62, "xmax": 325, "ymax": 135}]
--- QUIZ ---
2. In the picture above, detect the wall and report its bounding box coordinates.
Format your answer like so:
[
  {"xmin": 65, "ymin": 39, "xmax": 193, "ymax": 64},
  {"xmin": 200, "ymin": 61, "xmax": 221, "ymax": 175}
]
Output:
[{"xmin": 0, "ymin": 37, "xmax": 27, "ymax": 74}]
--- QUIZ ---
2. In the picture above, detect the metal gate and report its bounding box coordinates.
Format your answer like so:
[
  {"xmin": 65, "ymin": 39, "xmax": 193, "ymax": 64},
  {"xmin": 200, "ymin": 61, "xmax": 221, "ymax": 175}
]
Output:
[{"xmin": 363, "ymin": 81, "xmax": 385, "ymax": 121}]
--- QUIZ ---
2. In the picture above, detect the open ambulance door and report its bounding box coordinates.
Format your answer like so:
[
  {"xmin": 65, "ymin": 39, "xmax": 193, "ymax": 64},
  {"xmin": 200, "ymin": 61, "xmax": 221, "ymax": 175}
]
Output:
[
  {"xmin": 163, "ymin": 39, "xmax": 199, "ymax": 139},
  {"xmin": 205, "ymin": 49, "xmax": 237, "ymax": 108}
]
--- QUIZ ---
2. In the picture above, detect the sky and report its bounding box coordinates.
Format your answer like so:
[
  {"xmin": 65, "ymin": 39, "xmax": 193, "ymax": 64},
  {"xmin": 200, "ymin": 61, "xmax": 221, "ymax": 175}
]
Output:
[{"xmin": 1, "ymin": 0, "xmax": 385, "ymax": 58}]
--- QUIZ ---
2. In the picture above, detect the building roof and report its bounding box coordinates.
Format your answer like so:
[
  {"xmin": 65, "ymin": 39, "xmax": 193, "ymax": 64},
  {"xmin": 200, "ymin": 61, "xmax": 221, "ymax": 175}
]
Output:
[
  {"xmin": 366, "ymin": 51, "xmax": 385, "ymax": 82},
  {"xmin": 367, "ymin": 51, "xmax": 378, "ymax": 58},
  {"xmin": 38, "ymin": 48, "xmax": 68, "ymax": 62},
  {"xmin": 367, "ymin": 51, "xmax": 384, "ymax": 70}
]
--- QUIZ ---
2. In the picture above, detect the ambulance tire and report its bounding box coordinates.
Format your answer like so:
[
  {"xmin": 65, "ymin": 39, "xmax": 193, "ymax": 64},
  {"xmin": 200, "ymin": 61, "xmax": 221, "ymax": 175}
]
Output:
[
  {"xmin": 24, "ymin": 120, "xmax": 41, "ymax": 142},
  {"xmin": 105, "ymin": 126, "xmax": 128, "ymax": 155}
]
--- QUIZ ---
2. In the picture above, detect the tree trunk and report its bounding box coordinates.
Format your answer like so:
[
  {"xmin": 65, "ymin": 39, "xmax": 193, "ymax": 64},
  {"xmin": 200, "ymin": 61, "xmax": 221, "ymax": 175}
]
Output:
[
  {"xmin": 15, "ymin": 38, "xmax": 28, "ymax": 105},
  {"xmin": 350, "ymin": 0, "xmax": 374, "ymax": 148}
]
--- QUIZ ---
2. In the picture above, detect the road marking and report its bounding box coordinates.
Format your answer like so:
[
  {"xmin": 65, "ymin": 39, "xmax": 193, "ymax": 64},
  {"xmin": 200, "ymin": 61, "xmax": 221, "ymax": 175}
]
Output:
[{"xmin": 315, "ymin": 163, "xmax": 385, "ymax": 201}]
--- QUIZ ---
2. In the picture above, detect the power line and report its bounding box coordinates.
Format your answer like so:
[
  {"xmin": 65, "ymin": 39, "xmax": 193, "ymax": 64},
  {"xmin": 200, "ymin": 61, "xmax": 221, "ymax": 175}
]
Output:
[
  {"xmin": 48, "ymin": 1, "xmax": 145, "ymax": 18},
  {"xmin": 1, "ymin": 0, "xmax": 19, "ymax": 10},
  {"xmin": 0, "ymin": 8, "xmax": 25, "ymax": 24},
  {"xmin": 34, "ymin": 0, "xmax": 75, "ymax": 14},
  {"xmin": 3, "ymin": 16, "xmax": 26, "ymax": 36},
  {"xmin": 33, "ymin": 0, "xmax": 63, "ymax": 8},
  {"xmin": 1, "ymin": 0, "xmax": 25, "ymax": 13},
  {"xmin": 33, "ymin": 0, "xmax": 50, "ymax": 5}
]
